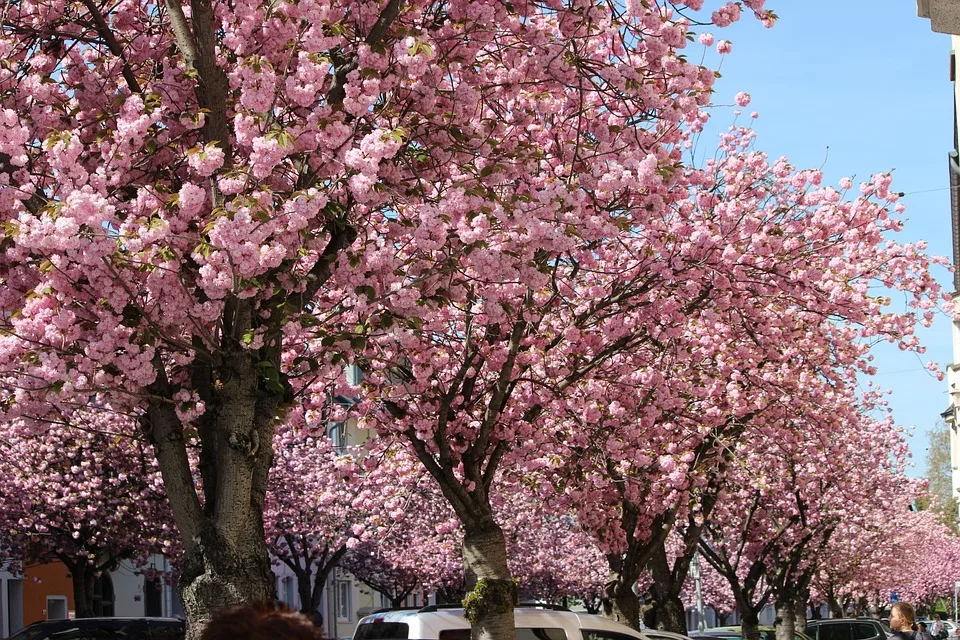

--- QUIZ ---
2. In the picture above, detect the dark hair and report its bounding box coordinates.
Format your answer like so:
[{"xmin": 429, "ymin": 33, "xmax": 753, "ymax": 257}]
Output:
[
  {"xmin": 201, "ymin": 602, "xmax": 324, "ymax": 640},
  {"xmin": 920, "ymin": 623, "xmax": 928, "ymax": 631}
]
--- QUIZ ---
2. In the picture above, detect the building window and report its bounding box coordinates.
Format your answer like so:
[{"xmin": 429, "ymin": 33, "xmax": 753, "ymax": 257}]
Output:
[
  {"xmin": 328, "ymin": 422, "xmax": 347, "ymax": 454},
  {"xmin": 279, "ymin": 576, "xmax": 296, "ymax": 609},
  {"xmin": 92, "ymin": 574, "xmax": 114, "ymax": 617},
  {"xmin": 144, "ymin": 577, "xmax": 163, "ymax": 617},
  {"xmin": 46, "ymin": 596, "xmax": 68, "ymax": 620},
  {"xmin": 346, "ymin": 365, "xmax": 362, "ymax": 386},
  {"xmin": 336, "ymin": 581, "xmax": 351, "ymax": 622}
]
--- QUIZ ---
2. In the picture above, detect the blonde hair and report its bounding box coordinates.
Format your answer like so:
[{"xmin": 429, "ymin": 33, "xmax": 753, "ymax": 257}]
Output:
[{"xmin": 892, "ymin": 603, "xmax": 916, "ymax": 629}]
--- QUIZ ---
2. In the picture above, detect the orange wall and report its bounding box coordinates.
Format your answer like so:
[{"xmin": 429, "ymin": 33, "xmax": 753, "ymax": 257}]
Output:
[{"xmin": 22, "ymin": 562, "xmax": 74, "ymax": 625}]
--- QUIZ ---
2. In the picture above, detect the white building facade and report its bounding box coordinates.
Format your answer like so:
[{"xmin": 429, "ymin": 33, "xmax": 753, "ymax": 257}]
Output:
[{"xmin": 918, "ymin": 1, "xmax": 960, "ymax": 519}]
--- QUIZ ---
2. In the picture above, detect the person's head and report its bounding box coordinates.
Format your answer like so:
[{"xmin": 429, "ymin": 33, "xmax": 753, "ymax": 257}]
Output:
[
  {"xmin": 919, "ymin": 623, "xmax": 928, "ymax": 633},
  {"xmin": 936, "ymin": 616, "xmax": 942, "ymax": 622},
  {"xmin": 890, "ymin": 603, "xmax": 917, "ymax": 632},
  {"xmin": 201, "ymin": 602, "xmax": 324, "ymax": 640}
]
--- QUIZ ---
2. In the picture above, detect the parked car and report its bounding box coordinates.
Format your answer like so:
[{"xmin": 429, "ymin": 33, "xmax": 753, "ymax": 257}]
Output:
[
  {"xmin": 917, "ymin": 620, "xmax": 957, "ymax": 639},
  {"xmin": 644, "ymin": 631, "xmax": 699, "ymax": 640},
  {"xmin": 865, "ymin": 618, "xmax": 892, "ymax": 638},
  {"xmin": 354, "ymin": 603, "xmax": 696, "ymax": 640},
  {"xmin": 9, "ymin": 616, "xmax": 185, "ymax": 640},
  {"xmin": 688, "ymin": 626, "xmax": 811, "ymax": 640},
  {"xmin": 805, "ymin": 618, "xmax": 886, "ymax": 640}
]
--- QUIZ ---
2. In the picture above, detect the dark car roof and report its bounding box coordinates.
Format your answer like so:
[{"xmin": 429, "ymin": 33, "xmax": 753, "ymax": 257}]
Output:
[
  {"xmin": 688, "ymin": 628, "xmax": 810, "ymax": 640},
  {"xmin": 10, "ymin": 617, "xmax": 185, "ymax": 640}
]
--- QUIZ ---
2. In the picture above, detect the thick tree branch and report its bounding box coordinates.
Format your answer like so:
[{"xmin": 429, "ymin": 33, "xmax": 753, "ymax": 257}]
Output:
[
  {"xmin": 146, "ymin": 355, "xmax": 203, "ymax": 541},
  {"xmin": 79, "ymin": 0, "xmax": 141, "ymax": 94},
  {"xmin": 327, "ymin": 0, "xmax": 403, "ymax": 108}
]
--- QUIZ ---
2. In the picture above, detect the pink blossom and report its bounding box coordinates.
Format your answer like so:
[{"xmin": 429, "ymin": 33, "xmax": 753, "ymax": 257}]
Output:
[
  {"xmin": 187, "ymin": 144, "xmax": 226, "ymax": 177},
  {"xmin": 178, "ymin": 183, "xmax": 206, "ymax": 216}
]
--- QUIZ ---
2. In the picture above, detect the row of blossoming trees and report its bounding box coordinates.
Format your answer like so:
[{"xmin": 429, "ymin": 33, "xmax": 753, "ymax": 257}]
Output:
[
  {"xmin": 0, "ymin": 0, "xmax": 956, "ymax": 637},
  {"xmin": 2, "ymin": 403, "xmax": 960, "ymax": 635}
]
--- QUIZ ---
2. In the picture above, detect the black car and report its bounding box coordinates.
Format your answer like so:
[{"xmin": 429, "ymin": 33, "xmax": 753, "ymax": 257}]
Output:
[
  {"xmin": 9, "ymin": 616, "xmax": 185, "ymax": 640},
  {"xmin": 687, "ymin": 627, "xmax": 810, "ymax": 640},
  {"xmin": 805, "ymin": 618, "xmax": 887, "ymax": 640}
]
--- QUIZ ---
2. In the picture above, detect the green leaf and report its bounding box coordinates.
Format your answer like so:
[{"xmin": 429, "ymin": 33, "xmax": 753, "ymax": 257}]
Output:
[
  {"xmin": 293, "ymin": 355, "xmax": 320, "ymax": 372},
  {"xmin": 242, "ymin": 329, "xmax": 256, "ymax": 345}
]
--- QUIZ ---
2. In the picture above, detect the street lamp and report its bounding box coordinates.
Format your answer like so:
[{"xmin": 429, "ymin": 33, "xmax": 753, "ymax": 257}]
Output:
[{"xmin": 691, "ymin": 552, "xmax": 706, "ymax": 632}]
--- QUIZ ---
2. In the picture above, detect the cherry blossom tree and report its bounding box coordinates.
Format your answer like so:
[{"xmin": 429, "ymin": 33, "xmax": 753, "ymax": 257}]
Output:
[
  {"xmin": 497, "ymin": 475, "xmax": 607, "ymax": 606},
  {"xmin": 0, "ymin": 411, "xmax": 176, "ymax": 617},
  {"xmin": 342, "ymin": 465, "xmax": 465, "ymax": 608},
  {"xmin": 1, "ymin": 0, "xmax": 947, "ymax": 637},
  {"xmin": 343, "ymin": 470, "xmax": 606, "ymax": 609},
  {"xmin": 697, "ymin": 404, "xmax": 916, "ymax": 640},
  {"xmin": 878, "ymin": 509, "xmax": 960, "ymax": 609},
  {"xmin": 0, "ymin": 0, "xmax": 781, "ymax": 635},
  {"xmin": 680, "ymin": 553, "xmax": 736, "ymax": 626},
  {"xmin": 514, "ymin": 113, "xmax": 948, "ymax": 629},
  {"xmin": 265, "ymin": 412, "xmax": 365, "ymax": 616}
]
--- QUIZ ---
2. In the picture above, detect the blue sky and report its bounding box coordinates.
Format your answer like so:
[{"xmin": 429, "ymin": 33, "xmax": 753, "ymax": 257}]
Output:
[{"xmin": 695, "ymin": 0, "xmax": 955, "ymax": 477}]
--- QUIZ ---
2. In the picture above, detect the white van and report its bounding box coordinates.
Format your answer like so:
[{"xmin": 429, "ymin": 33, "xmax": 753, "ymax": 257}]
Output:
[{"xmin": 353, "ymin": 604, "xmax": 692, "ymax": 640}]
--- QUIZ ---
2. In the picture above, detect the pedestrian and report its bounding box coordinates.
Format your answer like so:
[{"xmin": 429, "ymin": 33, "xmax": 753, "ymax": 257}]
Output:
[
  {"xmin": 917, "ymin": 622, "xmax": 935, "ymax": 640},
  {"xmin": 200, "ymin": 601, "xmax": 324, "ymax": 640},
  {"xmin": 932, "ymin": 615, "xmax": 947, "ymax": 640},
  {"xmin": 889, "ymin": 603, "xmax": 918, "ymax": 640}
]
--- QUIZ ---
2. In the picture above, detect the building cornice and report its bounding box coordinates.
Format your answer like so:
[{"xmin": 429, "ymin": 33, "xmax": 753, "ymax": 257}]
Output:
[{"xmin": 919, "ymin": 0, "xmax": 960, "ymax": 34}]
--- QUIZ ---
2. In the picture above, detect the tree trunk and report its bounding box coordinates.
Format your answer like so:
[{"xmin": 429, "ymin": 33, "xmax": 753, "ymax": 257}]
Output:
[
  {"xmin": 647, "ymin": 596, "xmax": 687, "ymax": 634},
  {"xmin": 603, "ymin": 579, "xmax": 640, "ymax": 630},
  {"xmin": 178, "ymin": 521, "xmax": 276, "ymax": 636},
  {"xmin": 775, "ymin": 598, "xmax": 797, "ymax": 640},
  {"xmin": 742, "ymin": 609, "xmax": 762, "ymax": 640},
  {"xmin": 69, "ymin": 562, "xmax": 96, "ymax": 618},
  {"xmin": 297, "ymin": 545, "xmax": 347, "ymax": 615},
  {"xmin": 148, "ymin": 348, "xmax": 281, "ymax": 639},
  {"xmin": 794, "ymin": 591, "xmax": 808, "ymax": 631},
  {"xmin": 462, "ymin": 525, "xmax": 516, "ymax": 640},
  {"xmin": 828, "ymin": 598, "xmax": 842, "ymax": 619},
  {"xmin": 646, "ymin": 542, "xmax": 689, "ymax": 634}
]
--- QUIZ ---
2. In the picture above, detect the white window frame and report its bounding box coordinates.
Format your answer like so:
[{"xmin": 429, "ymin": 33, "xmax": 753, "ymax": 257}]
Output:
[
  {"xmin": 45, "ymin": 596, "xmax": 68, "ymax": 620},
  {"xmin": 336, "ymin": 581, "xmax": 351, "ymax": 622}
]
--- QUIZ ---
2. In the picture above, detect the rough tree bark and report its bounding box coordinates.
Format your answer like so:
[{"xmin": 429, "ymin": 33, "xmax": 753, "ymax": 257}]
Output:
[
  {"xmin": 741, "ymin": 608, "xmax": 762, "ymax": 640},
  {"xmin": 794, "ymin": 587, "xmax": 810, "ymax": 631},
  {"xmin": 646, "ymin": 542, "xmax": 689, "ymax": 634},
  {"xmin": 603, "ymin": 571, "xmax": 641, "ymax": 630},
  {"xmin": 775, "ymin": 596, "xmax": 797, "ymax": 640},
  {"xmin": 462, "ymin": 523, "xmax": 516, "ymax": 640},
  {"xmin": 66, "ymin": 561, "xmax": 96, "ymax": 618}
]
